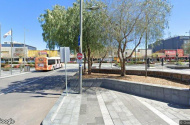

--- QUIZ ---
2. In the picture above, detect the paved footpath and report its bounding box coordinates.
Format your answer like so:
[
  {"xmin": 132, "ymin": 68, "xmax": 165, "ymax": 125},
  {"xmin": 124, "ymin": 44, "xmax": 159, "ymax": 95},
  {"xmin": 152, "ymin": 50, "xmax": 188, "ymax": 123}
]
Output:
[
  {"xmin": 43, "ymin": 87, "xmax": 190, "ymax": 125},
  {"xmin": 0, "ymin": 68, "xmax": 35, "ymax": 79}
]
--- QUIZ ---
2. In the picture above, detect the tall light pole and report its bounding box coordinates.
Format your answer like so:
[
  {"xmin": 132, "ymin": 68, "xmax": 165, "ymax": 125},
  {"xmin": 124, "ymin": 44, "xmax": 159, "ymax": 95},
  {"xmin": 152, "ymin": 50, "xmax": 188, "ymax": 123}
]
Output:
[
  {"xmin": 0, "ymin": 24, "xmax": 1, "ymax": 77},
  {"xmin": 79, "ymin": 0, "xmax": 83, "ymax": 94},
  {"xmin": 79, "ymin": 1, "xmax": 100, "ymax": 94},
  {"xmin": 145, "ymin": 14, "xmax": 148, "ymax": 77},
  {"xmin": 11, "ymin": 29, "xmax": 13, "ymax": 75},
  {"xmin": 24, "ymin": 28, "xmax": 27, "ymax": 70},
  {"xmin": 135, "ymin": 37, "xmax": 137, "ymax": 64},
  {"xmin": 185, "ymin": 30, "xmax": 190, "ymax": 68}
]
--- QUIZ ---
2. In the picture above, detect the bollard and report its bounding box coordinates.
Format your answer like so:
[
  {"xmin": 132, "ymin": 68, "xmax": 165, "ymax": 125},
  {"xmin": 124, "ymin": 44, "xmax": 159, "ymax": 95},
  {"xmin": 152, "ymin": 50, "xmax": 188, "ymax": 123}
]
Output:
[
  {"xmin": 147, "ymin": 58, "xmax": 150, "ymax": 68},
  {"xmin": 189, "ymin": 56, "xmax": 190, "ymax": 68},
  {"xmin": 161, "ymin": 58, "xmax": 164, "ymax": 66}
]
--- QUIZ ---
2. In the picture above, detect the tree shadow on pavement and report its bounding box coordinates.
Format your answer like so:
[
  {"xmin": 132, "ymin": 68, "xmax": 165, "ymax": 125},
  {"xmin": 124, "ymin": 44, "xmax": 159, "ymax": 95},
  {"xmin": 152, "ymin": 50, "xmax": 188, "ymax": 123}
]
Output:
[{"xmin": 0, "ymin": 74, "xmax": 75, "ymax": 97}]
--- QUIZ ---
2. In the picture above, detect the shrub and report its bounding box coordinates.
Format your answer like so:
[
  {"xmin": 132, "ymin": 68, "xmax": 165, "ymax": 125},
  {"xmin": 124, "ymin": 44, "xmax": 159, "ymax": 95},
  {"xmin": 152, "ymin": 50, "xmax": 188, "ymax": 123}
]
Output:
[
  {"xmin": 1, "ymin": 64, "xmax": 6, "ymax": 68},
  {"xmin": 118, "ymin": 62, "xmax": 121, "ymax": 67},
  {"xmin": 13, "ymin": 65, "xmax": 20, "ymax": 68},
  {"xmin": 128, "ymin": 61, "xmax": 134, "ymax": 65},
  {"xmin": 102, "ymin": 61, "xmax": 107, "ymax": 63},
  {"xmin": 28, "ymin": 62, "xmax": 35, "ymax": 65},
  {"xmin": 3, "ymin": 65, "xmax": 11, "ymax": 71},
  {"xmin": 28, "ymin": 64, "xmax": 35, "ymax": 67},
  {"xmin": 12, "ymin": 62, "xmax": 19, "ymax": 64},
  {"xmin": 175, "ymin": 61, "xmax": 184, "ymax": 66},
  {"xmin": 4, "ymin": 65, "xmax": 11, "ymax": 68}
]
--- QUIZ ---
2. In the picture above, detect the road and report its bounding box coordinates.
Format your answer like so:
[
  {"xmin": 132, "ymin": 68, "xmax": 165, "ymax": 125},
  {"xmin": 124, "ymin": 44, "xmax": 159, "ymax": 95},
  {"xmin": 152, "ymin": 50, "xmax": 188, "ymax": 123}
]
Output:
[
  {"xmin": 0, "ymin": 64, "xmax": 78, "ymax": 125},
  {"xmin": 92, "ymin": 63, "xmax": 190, "ymax": 75}
]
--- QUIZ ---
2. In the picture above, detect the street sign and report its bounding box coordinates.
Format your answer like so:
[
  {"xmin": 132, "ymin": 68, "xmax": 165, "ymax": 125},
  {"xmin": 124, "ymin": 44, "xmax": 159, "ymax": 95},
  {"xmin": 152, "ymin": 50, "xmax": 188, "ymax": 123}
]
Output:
[
  {"xmin": 78, "ymin": 35, "xmax": 80, "ymax": 46},
  {"xmin": 77, "ymin": 53, "xmax": 83, "ymax": 64},
  {"xmin": 60, "ymin": 47, "xmax": 70, "ymax": 63},
  {"xmin": 77, "ymin": 53, "xmax": 83, "ymax": 60},
  {"xmin": 60, "ymin": 47, "xmax": 70, "ymax": 96}
]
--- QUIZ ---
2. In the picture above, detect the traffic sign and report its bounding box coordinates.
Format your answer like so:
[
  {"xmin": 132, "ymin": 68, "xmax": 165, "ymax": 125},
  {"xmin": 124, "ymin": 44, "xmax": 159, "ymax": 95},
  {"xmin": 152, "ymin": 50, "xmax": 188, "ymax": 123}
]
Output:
[
  {"xmin": 78, "ymin": 35, "xmax": 80, "ymax": 46},
  {"xmin": 77, "ymin": 53, "xmax": 83, "ymax": 60},
  {"xmin": 60, "ymin": 47, "xmax": 70, "ymax": 63}
]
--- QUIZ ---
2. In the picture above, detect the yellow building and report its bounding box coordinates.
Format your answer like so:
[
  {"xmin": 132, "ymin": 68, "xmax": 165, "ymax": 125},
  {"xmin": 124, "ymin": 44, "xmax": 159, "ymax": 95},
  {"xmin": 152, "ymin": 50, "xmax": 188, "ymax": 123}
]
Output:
[{"xmin": 28, "ymin": 50, "xmax": 59, "ymax": 58}]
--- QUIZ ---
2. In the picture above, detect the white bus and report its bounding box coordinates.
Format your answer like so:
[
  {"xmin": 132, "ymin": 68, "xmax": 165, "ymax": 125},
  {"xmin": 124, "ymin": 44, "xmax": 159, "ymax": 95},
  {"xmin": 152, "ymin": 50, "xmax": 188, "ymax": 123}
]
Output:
[{"xmin": 35, "ymin": 57, "xmax": 62, "ymax": 71}]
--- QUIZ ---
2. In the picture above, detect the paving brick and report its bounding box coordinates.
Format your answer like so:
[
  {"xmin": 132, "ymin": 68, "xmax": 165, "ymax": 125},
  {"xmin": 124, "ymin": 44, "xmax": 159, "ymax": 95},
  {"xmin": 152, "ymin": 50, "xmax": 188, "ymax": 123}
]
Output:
[
  {"xmin": 95, "ymin": 117, "xmax": 104, "ymax": 124},
  {"xmin": 44, "ymin": 86, "xmax": 190, "ymax": 125},
  {"xmin": 112, "ymin": 118, "xmax": 124, "ymax": 125}
]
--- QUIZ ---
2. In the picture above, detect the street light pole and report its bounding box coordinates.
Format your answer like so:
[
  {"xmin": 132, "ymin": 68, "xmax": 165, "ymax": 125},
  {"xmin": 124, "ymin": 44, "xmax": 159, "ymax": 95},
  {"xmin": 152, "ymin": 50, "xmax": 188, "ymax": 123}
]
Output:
[
  {"xmin": 11, "ymin": 29, "xmax": 13, "ymax": 75},
  {"xmin": 24, "ymin": 28, "xmax": 26, "ymax": 70},
  {"xmin": 135, "ymin": 38, "xmax": 137, "ymax": 64},
  {"xmin": 79, "ymin": 0, "xmax": 83, "ymax": 94},
  {"xmin": 145, "ymin": 14, "xmax": 148, "ymax": 77},
  {"xmin": 185, "ymin": 30, "xmax": 190, "ymax": 67},
  {"xmin": 0, "ymin": 24, "xmax": 1, "ymax": 77}
]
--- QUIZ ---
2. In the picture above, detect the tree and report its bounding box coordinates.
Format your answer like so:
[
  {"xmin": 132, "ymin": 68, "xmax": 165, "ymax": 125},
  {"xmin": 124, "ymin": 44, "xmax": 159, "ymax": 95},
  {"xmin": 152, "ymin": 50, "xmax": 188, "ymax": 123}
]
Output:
[
  {"xmin": 103, "ymin": 0, "xmax": 172, "ymax": 76},
  {"xmin": 38, "ymin": 0, "xmax": 108, "ymax": 75},
  {"xmin": 182, "ymin": 42, "xmax": 190, "ymax": 55}
]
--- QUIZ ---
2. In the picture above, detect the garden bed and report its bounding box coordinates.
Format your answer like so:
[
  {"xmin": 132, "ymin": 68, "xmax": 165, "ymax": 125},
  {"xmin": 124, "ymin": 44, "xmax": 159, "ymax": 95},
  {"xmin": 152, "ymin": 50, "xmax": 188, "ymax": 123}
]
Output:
[{"xmin": 83, "ymin": 73, "xmax": 189, "ymax": 89}]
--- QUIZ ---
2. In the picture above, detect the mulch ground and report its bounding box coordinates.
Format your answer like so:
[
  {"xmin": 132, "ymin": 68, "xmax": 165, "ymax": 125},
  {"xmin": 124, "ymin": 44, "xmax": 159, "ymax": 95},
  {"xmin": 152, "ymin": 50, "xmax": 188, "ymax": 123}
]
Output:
[{"xmin": 82, "ymin": 73, "xmax": 190, "ymax": 89}]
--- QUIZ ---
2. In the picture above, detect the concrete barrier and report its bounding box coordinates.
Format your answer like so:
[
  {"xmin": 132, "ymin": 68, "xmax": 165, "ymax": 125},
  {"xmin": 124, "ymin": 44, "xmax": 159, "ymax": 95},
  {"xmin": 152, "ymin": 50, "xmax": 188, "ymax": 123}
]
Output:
[{"xmin": 81, "ymin": 78, "xmax": 190, "ymax": 106}]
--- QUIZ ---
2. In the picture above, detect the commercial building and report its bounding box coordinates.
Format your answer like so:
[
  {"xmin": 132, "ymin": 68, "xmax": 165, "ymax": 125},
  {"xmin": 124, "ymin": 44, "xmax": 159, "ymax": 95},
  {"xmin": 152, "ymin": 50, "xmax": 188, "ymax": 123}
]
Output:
[
  {"xmin": 148, "ymin": 36, "xmax": 190, "ymax": 53},
  {"xmin": 152, "ymin": 49, "xmax": 188, "ymax": 60},
  {"xmin": 1, "ymin": 47, "xmax": 28, "ymax": 59},
  {"xmin": 2, "ymin": 41, "xmax": 37, "ymax": 50},
  {"xmin": 108, "ymin": 49, "xmax": 153, "ymax": 62}
]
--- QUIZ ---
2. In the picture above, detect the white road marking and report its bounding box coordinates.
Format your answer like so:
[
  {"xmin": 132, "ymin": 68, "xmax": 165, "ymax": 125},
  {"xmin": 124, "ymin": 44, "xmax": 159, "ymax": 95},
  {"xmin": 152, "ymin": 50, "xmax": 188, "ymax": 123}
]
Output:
[{"xmin": 133, "ymin": 96, "xmax": 178, "ymax": 125}]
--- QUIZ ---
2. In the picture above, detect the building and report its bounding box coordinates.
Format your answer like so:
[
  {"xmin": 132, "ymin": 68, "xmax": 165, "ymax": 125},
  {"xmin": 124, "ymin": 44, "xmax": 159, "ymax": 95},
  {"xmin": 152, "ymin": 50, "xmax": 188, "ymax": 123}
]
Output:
[
  {"xmin": 1, "ymin": 47, "xmax": 28, "ymax": 62},
  {"xmin": 2, "ymin": 41, "xmax": 37, "ymax": 50},
  {"xmin": 110, "ymin": 49, "xmax": 152, "ymax": 62},
  {"xmin": 153, "ymin": 49, "xmax": 188, "ymax": 59},
  {"xmin": 148, "ymin": 36, "xmax": 190, "ymax": 53}
]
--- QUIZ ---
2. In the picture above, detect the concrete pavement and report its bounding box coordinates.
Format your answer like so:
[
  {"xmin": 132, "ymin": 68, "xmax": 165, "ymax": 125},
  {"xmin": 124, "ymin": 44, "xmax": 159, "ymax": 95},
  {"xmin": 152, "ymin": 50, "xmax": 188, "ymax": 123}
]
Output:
[
  {"xmin": 0, "ymin": 68, "xmax": 35, "ymax": 79},
  {"xmin": 43, "ymin": 86, "xmax": 190, "ymax": 125}
]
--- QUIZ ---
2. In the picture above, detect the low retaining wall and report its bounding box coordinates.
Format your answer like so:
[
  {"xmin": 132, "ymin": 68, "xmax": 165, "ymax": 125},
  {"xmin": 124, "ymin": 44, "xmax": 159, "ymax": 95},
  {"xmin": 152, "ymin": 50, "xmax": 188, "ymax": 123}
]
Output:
[
  {"xmin": 79, "ymin": 78, "xmax": 190, "ymax": 106},
  {"xmin": 91, "ymin": 69, "xmax": 190, "ymax": 83}
]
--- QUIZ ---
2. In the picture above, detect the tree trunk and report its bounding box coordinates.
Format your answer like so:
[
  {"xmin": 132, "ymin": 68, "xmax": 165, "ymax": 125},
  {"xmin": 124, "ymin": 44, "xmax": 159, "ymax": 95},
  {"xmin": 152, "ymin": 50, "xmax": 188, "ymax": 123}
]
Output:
[
  {"xmin": 120, "ymin": 50, "xmax": 126, "ymax": 76},
  {"xmin": 120, "ymin": 58, "xmax": 126, "ymax": 76},
  {"xmin": 91, "ymin": 57, "xmax": 93, "ymax": 67},
  {"xmin": 83, "ymin": 52, "xmax": 87, "ymax": 74},
  {"xmin": 117, "ymin": 47, "xmax": 125, "ymax": 76},
  {"xmin": 99, "ymin": 58, "xmax": 102, "ymax": 69},
  {"xmin": 99, "ymin": 51, "xmax": 107, "ymax": 69},
  {"xmin": 87, "ymin": 46, "xmax": 91, "ymax": 75}
]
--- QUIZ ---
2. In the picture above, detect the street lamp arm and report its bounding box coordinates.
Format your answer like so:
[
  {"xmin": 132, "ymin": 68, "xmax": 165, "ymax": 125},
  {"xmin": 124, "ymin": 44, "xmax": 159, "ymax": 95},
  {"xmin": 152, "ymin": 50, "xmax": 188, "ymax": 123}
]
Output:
[{"xmin": 85, "ymin": 6, "xmax": 100, "ymax": 10}]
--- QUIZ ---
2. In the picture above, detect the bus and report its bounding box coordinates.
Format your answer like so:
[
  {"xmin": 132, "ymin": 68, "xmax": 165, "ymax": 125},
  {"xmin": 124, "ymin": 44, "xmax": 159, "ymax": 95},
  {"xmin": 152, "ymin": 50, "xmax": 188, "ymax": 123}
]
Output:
[{"xmin": 35, "ymin": 57, "xmax": 62, "ymax": 71}]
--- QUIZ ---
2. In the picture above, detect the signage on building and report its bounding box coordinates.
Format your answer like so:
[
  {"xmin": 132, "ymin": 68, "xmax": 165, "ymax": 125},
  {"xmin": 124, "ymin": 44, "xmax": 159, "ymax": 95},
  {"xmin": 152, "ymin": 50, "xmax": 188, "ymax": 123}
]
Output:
[
  {"xmin": 38, "ymin": 51, "xmax": 47, "ymax": 55},
  {"xmin": 165, "ymin": 50, "xmax": 176, "ymax": 56},
  {"xmin": 13, "ymin": 48, "xmax": 24, "ymax": 57},
  {"xmin": 177, "ymin": 49, "xmax": 184, "ymax": 57}
]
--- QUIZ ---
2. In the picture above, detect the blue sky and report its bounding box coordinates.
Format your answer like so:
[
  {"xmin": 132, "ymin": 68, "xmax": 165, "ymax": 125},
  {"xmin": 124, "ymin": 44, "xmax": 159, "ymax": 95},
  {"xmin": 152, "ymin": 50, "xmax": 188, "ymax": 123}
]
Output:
[{"xmin": 0, "ymin": 0, "xmax": 190, "ymax": 50}]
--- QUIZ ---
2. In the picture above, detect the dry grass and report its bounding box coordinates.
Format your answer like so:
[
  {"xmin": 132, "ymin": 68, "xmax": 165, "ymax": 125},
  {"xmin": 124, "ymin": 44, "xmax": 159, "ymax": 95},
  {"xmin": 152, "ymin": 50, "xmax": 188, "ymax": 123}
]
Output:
[{"xmin": 83, "ymin": 73, "xmax": 190, "ymax": 89}]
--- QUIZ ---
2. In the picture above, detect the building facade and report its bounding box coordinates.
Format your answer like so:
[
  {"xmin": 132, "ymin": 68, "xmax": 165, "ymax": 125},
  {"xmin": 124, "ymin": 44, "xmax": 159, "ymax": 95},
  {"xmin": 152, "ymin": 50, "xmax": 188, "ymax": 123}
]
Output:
[
  {"xmin": 148, "ymin": 36, "xmax": 190, "ymax": 53},
  {"xmin": 2, "ymin": 41, "xmax": 37, "ymax": 50}
]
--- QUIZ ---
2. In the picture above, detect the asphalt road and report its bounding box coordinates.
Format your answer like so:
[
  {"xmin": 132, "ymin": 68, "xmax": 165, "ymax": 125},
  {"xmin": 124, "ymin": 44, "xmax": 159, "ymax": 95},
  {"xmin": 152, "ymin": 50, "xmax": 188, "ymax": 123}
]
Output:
[{"xmin": 0, "ymin": 64, "xmax": 78, "ymax": 125}]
